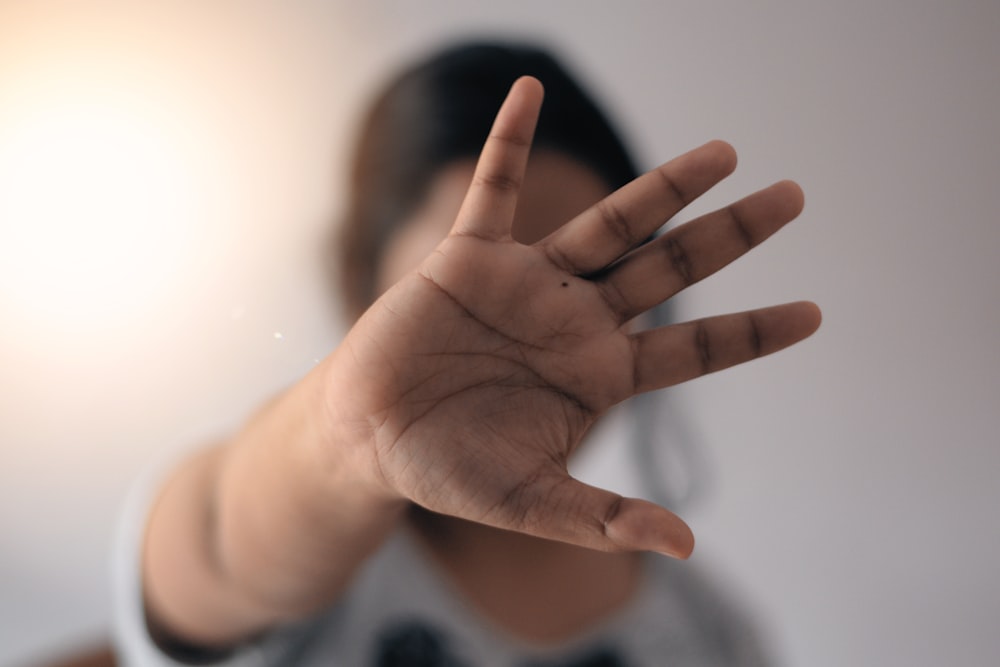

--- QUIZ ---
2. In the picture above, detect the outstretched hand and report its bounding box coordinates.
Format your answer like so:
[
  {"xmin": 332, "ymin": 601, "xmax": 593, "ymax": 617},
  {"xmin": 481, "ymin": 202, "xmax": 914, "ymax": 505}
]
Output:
[{"xmin": 327, "ymin": 77, "xmax": 820, "ymax": 559}]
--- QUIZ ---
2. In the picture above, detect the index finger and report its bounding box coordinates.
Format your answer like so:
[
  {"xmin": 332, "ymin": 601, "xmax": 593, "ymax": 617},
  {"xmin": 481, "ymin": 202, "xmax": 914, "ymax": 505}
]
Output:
[{"xmin": 452, "ymin": 76, "xmax": 544, "ymax": 240}]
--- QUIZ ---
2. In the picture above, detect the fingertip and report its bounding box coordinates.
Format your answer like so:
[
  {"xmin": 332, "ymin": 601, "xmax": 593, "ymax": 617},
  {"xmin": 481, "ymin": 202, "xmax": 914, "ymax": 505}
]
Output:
[
  {"xmin": 801, "ymin": 300, "xmax": 823, "ymax": 333},
  {"xmin": 604, "ymin": 497, "xmax": 695, "ymax": 560},
  {"xmin": 704, "ymin": 139, "xmax": 738, "ymax": 174},
  {"xmin": 516, "ymin": 74, "xmax": 543, "ymax": 92},
  {"xmin": 776, "ymin": 179, "xmax": 806, "ymax": 217},
  {"xmin": 658, "ymin": 521, "xmax": 695, "ymax": 560},
  {"xmin": 495, "ymin": 77, "xmax": 543, "ymax": 134},
  {"xmin": 781, "ymin": 300, "xmax": 822, "ymax": 340},
  {"xmin": 512, "ymin": 75, "xmax": 544, "ymax": 104}
]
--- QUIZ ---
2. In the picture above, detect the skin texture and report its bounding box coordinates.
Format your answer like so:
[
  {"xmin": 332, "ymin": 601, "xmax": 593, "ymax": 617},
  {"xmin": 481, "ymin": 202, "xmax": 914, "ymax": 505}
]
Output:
[
  {"xmin": 327, "ymin": 77, "xmax": 817, "ymax": 553},
  {"xmin": 370, "ymin": 153, "xmax": 641, "ymax": 642},
  {"xmin": 142, "ymin": 76, "xmax": 821, "ymax": 651}
]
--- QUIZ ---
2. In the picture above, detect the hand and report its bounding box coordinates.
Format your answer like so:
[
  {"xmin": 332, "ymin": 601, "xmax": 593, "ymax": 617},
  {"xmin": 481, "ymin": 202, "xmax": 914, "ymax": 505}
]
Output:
[{"xmin": 325, "ymin": 77, "xmax": 820, "ymax": 558}]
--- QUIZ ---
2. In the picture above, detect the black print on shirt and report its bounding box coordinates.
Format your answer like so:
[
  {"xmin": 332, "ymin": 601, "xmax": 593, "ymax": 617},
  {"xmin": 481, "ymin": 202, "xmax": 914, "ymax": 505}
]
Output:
[
  {"xmin": 374, "ymin": 619, "xmax": 628, "ymax": 667},
  {"xmin": 374, "ymin": 621, "xmax": 468, "ymax": 667}
]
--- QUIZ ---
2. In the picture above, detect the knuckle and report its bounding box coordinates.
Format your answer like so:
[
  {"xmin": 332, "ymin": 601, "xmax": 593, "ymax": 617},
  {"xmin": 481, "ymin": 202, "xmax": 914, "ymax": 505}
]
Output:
[
  {"xmin": 653, "ymin": 164, "xmax": 687, "ymax": 203},
  {"xmin": 595, "ymin": 199, "xmax": 635, "ymax": 247},
  {"xmin": 488, "ymin": 132, "xmax": 532, "ymax": 150},
  {"xmin": 747, "ymin": 312, "xmax": 762, "ymax": 358},
  {"xmin": 596, "ymin": 279, "xmax": 631, "ymax": 320},
  {"xmin": 694, "ymin": 320, "xmax": 712, "ymax": 374},
  {"xmin": 662, "ymin": 235, "xmax": 695, "ymax": 287},
  {"xmin": 472, "ymin": 171, "xmax": 522, "ymax": 193},
  {"xmin": 727, "ymin": 205, "xmax": 756, "ymax": 250}
]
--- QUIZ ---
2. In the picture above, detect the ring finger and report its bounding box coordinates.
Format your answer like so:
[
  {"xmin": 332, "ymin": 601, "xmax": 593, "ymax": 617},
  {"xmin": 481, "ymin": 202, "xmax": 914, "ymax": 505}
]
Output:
[{"xmin": 596, "ymin": 179, "xmax": 805, "ymax": 323}]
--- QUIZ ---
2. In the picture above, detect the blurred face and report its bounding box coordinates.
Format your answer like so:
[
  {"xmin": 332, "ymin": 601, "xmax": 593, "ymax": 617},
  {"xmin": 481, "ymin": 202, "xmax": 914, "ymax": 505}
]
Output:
[{"xmin": 374, "ymin": 150, "xmax": 612, "ymax": 295}]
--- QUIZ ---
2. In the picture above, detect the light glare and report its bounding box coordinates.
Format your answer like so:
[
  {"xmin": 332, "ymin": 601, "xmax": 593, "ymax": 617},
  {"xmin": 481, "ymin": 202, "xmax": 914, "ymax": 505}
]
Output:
[{"xmin": 0, "ymin": 86, "xmax": 197, "ymax": 330}]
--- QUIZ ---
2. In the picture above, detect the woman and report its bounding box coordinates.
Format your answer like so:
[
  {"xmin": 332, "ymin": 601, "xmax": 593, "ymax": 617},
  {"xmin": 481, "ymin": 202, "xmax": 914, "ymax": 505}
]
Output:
[{"xmin": 115, "ymin": 42, "xmax": 820, "ymax": 665}]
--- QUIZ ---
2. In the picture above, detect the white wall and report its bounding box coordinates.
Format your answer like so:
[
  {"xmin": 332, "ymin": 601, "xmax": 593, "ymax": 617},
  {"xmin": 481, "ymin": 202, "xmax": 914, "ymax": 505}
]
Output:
[{"xmin": 1, "ymin": 1, "xmax": 997, "ymax": 665}]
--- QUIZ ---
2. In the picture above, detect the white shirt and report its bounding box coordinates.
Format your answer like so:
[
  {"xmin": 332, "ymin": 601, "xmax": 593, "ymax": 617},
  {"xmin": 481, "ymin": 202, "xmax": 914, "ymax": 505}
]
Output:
[{"xmin": 112, "ymin": 463, "xmax": 771, "ymax": 667}]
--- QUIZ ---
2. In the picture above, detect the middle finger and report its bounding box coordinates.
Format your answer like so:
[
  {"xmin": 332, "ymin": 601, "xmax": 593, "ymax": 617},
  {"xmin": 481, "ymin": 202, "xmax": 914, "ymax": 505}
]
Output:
[{"xmin": 537, "ymin": 140, "xmax": 737, "ymax": 275}]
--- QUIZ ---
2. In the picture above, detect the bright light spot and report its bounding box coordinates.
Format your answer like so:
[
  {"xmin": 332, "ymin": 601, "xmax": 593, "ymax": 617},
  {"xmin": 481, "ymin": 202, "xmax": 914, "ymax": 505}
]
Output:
[{"xmin": 0, "ymin": 86, "xmax": 199, "ymax": 331}]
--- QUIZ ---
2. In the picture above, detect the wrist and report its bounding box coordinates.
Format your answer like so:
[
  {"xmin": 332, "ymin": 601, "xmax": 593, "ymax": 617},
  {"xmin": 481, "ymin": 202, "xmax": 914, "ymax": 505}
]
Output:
[
  {"xmin": 310, "ymin": 352, "xmax": 402, "ymax": 506},
  {"xmin": 210, "ymin": 363, "xmax": 405, "ymax": 620}
]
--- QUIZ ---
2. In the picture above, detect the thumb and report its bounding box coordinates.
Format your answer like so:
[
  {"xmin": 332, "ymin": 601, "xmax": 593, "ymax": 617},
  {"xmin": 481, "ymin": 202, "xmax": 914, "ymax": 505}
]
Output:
[{"xmin": 487, "ymin": 472, "xmax": 695, "ymax": 559}]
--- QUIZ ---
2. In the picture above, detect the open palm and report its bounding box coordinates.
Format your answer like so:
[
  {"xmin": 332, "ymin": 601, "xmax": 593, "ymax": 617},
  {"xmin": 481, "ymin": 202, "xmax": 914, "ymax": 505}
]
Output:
[{"xmin": 329, "ymin": 78, "xmax": 820, "ymax": 558}]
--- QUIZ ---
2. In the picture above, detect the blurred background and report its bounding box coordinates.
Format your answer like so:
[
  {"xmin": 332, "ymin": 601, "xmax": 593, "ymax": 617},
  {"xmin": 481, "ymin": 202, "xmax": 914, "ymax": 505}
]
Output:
[{"xmin": 1, "ymin": 1, "xmax": 998, "ymax": 665}]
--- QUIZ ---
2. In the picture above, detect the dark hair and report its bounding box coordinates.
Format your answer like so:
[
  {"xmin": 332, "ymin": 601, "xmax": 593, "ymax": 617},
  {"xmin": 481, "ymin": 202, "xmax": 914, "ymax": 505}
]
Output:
[{"xmin": 336, "ymin": 41, "xmax": 641, "ymax": 318}]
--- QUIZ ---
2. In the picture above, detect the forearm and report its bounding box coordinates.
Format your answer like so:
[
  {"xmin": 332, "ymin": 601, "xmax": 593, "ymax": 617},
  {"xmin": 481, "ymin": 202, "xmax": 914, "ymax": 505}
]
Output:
[{"xmin": 142, "ymin": 362, "xmax": 405, "ymax": 649}]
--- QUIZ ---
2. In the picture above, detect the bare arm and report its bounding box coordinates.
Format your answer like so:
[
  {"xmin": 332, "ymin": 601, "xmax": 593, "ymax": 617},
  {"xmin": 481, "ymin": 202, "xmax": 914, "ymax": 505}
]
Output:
[
  {"xmin": 142, "ymin": 364, "xmax": 405, "ymax": 650},
  {"xmin": 140, "ymin": 76, "xmax": 820, "ymax": 651}
]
